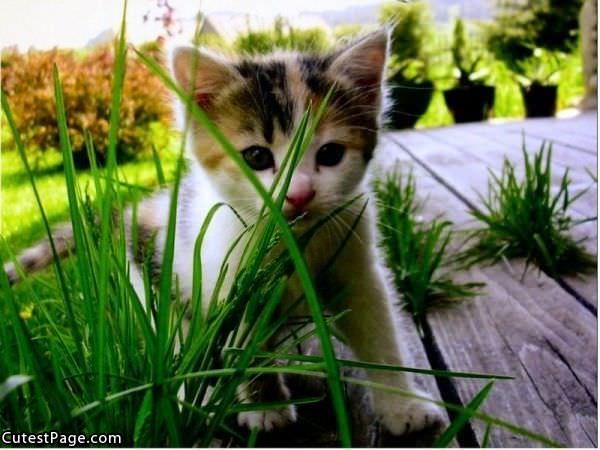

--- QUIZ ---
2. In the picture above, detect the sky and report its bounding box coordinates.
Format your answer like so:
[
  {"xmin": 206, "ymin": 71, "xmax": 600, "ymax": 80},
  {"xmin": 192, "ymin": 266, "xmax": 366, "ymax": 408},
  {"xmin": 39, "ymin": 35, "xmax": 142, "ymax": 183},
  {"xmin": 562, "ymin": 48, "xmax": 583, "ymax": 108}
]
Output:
[{"xmin": 0, "ymin": 0, "xmax": 380, "ymax": 51}]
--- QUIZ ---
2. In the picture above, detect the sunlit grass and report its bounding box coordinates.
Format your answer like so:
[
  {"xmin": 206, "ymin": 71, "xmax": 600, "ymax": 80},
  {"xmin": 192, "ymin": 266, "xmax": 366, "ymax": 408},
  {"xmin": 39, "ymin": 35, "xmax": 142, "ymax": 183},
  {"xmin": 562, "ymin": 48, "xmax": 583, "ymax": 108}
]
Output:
[
  {"xmin": 373, "ymin": 168, "xmax": 482, "ymax": 333},
  {"xmin": 459, "ymin": 140, "xmax": 596, "ymax": 277},
  {"xmin": 0, "ymin": 138, "xmax": 179, "ymax": 256}
]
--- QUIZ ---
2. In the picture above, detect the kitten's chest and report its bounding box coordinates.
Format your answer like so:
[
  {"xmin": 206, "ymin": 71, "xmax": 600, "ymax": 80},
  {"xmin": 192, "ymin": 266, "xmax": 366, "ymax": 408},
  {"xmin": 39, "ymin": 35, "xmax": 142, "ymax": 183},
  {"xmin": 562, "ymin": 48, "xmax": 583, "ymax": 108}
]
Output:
[{"xmin": 280, "ymin": 226, "xmax": 364, "ymax": 308}]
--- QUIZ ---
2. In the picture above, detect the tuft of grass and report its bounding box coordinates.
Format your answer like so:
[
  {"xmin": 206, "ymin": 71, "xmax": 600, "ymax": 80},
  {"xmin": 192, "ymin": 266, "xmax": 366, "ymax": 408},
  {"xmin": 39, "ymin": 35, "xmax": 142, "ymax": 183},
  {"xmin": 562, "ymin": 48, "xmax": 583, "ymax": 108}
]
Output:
[
  {"xmin": 1, "ymin": 5, "xmax": 355, "ymax": 443},
  {"xmin": 434, "ymin": 381, "xmax": 494, "ymax": 447},
  {"xmin": 459, "ymin": 140, "xmax": 596, "ymax": 277},
  {"xmin": 373, "ymin": 168, "xmax": 482, "ymax": 333},
  {"xmin": 0, "ymin": 66, "xmax": 346, "ymax": 449}
]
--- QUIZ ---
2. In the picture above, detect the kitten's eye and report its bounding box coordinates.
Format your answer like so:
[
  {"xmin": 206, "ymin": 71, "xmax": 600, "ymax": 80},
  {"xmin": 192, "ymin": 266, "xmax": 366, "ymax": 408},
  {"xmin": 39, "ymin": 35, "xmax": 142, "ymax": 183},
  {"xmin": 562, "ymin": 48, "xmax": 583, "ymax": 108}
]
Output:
[
  {"xmin": 241, "ymin": 146, "xmax": 275, "ymax": 171},
  {"xmin": 316, "ymin": 143, "xmax": 345, "ymax": 167}
]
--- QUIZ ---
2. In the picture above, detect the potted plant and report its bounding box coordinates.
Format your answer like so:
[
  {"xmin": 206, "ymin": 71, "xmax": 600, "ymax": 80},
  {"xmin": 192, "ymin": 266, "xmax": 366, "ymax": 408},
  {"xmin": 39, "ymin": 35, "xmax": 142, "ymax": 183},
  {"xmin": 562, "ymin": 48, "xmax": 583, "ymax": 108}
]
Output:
[
  {"xmin": 484, "ymin": 0, "xmax": 582, "ymax": 118},
  {"xmin": 380, "ymin": 1, "xmax": 435, "ymax": 129},
  {"xmin": 443, "ymin": 19, "xmax": 495, "ymax": 123},
  {"xmin": 513, "ymin": 48, "xmax": 564, "ymax": 118}
]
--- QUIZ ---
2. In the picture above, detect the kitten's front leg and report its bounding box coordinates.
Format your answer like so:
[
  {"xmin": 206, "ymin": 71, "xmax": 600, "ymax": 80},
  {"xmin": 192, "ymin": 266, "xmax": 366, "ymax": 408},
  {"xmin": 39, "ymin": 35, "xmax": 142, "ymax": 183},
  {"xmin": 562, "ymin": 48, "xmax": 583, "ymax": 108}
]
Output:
[
  {"xmin": 330, "ymin": 263, "xmax": 444, "ymax": 436},
  {"xmin": 236, "ymin": 372, "xmax": 297, "ymax": 431},
  {"xmin": 236, "ymin": 319, "xmax": 299, "ymax": 432}
]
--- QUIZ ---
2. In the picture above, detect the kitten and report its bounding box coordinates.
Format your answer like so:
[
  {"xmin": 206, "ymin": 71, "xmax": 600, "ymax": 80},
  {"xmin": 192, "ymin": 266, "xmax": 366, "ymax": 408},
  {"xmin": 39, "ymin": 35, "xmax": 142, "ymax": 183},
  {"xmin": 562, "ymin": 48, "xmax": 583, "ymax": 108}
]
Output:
[{"xmin": 5, "ymin": 30, "xmax": 443, "ymax": 435}]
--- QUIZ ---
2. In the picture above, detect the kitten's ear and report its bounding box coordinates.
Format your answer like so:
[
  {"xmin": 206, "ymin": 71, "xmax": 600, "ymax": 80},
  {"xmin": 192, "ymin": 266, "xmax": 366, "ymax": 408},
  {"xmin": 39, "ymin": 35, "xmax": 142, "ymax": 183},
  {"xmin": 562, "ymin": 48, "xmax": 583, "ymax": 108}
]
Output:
[
  {"xmin": 329, "ymin": 29, "xmax": 389, "ymax": 88},
  {"xmin": 171, "ymin": 47, "xmax": 240, "ymax": 108}
]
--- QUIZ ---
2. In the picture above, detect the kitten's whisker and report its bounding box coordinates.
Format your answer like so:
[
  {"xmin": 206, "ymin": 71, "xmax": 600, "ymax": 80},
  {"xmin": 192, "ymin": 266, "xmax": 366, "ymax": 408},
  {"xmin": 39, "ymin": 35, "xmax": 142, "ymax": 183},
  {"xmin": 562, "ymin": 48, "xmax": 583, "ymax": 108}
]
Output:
[{"xmin": 330, "ymin": 214, "xmax": 365, "ymax": 247}]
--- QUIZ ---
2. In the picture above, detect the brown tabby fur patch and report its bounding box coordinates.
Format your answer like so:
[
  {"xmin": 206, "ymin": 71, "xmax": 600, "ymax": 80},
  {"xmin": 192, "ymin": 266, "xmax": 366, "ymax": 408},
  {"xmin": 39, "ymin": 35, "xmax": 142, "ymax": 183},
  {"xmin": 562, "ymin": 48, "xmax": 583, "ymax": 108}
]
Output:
[{"xmin": 189, "ymin": 51, "xmax": 381, "ymax": 174}]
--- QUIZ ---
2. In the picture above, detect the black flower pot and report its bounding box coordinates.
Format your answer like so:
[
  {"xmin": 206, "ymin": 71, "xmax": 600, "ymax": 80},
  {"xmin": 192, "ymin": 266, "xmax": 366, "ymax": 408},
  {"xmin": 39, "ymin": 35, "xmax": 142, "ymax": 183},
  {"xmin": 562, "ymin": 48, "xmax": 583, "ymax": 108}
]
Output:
[
  {"xmin": 443, "ymin": 85, "xmax": 495, "ymax": 123},
  {"xmin": 386, "ymin": 79, "xmax": 434, "ymax": 129},
  {"xmin": 520, "ymin": 83, "xmax": 558, "ymax": 118}
]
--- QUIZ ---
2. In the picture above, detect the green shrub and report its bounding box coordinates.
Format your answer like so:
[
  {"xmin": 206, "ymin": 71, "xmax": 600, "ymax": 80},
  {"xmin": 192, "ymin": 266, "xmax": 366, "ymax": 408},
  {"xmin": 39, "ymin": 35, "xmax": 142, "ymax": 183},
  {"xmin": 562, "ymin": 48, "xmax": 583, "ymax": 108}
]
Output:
[
  {"xmin": 1, "ymin": 44, "xmax": 171, "ymax": 166},
  {"xmin": 512, "ymin": 48, "xmax": 565, "ymax": 87},
  {"xmin": 333, "ymin": 24, "xmax": 365, "ymax": 42},
  {"xmin": 485, "ymin": 0, "xmax": 583, "ymax": 71},
  {"xmin": 379, "ymin": 1, "xmax": 433, "ymax": 83},
  {"xmin": 450, "ymin": 18, "xmax": 491, "ymax": 87},
  {"xmin": 233, "ymin": 17, "xmax": 330, "ymax": 55},
  {"xmin": 193, "ymin": 32, "xmax": 230, "ymax": 51}
]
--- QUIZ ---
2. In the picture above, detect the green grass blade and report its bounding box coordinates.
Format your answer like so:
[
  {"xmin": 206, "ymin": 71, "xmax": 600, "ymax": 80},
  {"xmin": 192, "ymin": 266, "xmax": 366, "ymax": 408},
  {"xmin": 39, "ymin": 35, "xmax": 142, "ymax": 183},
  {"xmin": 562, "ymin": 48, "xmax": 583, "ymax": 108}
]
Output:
[
  {"xmin": 151, "ymin": 144, "xmax": 166, "ymax": 185},
  {"xmin": 93, "ymin": 0, "xmax": 129, "ymax": 408},
  {"xmin": 223, "ymin": 349, "xmax": 513, "ymax": 380},
  {"xmin": 482, "ymin": 423, "xmax": 493, "ymax": 447},
  {"xmin": 52, "ymin": 64, "xmax": 93, "ymax": 369},
  {"xmin": 434, "ymin": 381, "xmax": 494, "ymax": 447}
]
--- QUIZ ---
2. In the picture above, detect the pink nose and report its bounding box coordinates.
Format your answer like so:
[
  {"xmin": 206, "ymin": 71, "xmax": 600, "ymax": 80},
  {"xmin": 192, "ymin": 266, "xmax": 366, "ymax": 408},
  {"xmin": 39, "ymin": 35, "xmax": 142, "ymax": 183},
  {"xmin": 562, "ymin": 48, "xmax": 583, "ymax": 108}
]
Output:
[{"xmin": 286, "ymin": 189, "xmax": 315, "ymax": 210}]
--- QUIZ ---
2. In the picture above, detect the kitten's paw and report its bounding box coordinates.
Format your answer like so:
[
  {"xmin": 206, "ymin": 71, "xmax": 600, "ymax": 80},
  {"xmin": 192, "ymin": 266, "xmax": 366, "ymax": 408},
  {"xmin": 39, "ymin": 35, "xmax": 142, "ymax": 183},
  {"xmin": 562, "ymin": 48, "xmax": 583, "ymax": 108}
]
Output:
[
  {"xmin": 376, "ymin": 393, "xmax": 444, "ymax": 436},
  {"xmin": 237, "ymin": 405, "xmax": 297, "ymax": 432}
]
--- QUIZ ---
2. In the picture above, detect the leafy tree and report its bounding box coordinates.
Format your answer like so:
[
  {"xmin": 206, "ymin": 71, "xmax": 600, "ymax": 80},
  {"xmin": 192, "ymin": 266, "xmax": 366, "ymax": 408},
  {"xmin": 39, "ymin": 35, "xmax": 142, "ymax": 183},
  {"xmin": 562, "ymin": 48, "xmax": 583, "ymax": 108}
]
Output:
[
  {"xmin": 379, "ymin": 1, "xmax": 433, "ymax": 83},
  {"xmin": 233, "ymin": 17, "xmax": 330, "ymax": 55},
  {"xmin": 485, "ymin": 0, "xmax": 583, "ymax": 70}
]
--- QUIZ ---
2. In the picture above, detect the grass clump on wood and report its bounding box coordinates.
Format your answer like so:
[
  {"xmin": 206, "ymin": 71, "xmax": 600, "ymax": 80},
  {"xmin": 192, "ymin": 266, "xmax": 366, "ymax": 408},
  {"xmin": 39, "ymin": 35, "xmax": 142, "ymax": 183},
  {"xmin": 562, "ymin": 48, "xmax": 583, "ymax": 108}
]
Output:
[
  {"xmin": 373, "ymin": 168, "xmax": 482, "ymax": 333},
  {"xmin": 460, "ymin": 140, "xmax": 596, "ymax": 277}
]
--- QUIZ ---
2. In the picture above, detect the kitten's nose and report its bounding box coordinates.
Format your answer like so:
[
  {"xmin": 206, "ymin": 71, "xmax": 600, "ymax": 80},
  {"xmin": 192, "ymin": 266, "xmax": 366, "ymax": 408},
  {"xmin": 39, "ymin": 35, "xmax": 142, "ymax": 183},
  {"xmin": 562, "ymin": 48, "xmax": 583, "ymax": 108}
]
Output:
[
  {"xmin": 286, "ymin": 190, "xmax": 316, "ymax": 210},
  {"xmin": 286, "ymin": 173, "xmax": 315, "ymax": 211}
]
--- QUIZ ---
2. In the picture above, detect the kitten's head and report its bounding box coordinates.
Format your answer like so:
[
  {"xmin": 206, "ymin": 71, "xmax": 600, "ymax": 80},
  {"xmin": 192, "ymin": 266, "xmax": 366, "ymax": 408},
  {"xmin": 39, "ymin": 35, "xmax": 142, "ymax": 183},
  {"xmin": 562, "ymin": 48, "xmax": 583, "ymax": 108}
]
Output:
[{"xmin": 172, "ymin": 30, "xmax": 388, "ymax": 223}]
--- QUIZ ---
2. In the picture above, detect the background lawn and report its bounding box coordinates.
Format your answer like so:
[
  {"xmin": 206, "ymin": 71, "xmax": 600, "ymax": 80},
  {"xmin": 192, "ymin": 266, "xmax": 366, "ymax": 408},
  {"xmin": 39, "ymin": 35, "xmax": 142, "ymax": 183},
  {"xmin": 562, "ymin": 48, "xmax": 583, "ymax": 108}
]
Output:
[{"xmin": 1, "ymin": 126, "xmax": 179, "ymax": 258}]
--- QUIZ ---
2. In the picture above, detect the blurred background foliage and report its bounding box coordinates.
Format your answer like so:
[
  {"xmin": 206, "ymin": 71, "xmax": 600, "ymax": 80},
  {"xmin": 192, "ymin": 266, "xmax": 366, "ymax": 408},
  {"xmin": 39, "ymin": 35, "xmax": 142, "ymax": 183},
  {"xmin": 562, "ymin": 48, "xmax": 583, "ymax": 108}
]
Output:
[
  {"xmin": 232, "ymin": 16, "xmax": 331, "ymax": 55},
  {"xmin": 0, "ymin": 0, "xmax": 588, "ymax": 302},
  {"xmin": 0, "ymin": 0, "xmax": 586, "ymax": 162},
  {"xmin": 2, "ymin": 43, "xmax": 171, "ymax": 167}
]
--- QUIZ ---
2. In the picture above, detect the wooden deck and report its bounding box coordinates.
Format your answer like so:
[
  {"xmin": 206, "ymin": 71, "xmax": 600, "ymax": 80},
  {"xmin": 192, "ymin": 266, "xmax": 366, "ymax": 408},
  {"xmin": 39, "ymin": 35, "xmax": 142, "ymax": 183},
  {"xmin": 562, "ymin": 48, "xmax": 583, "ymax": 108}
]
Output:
[{"xmin": 256, "ymin": 112, "xmax": 598, "ymax": 448}]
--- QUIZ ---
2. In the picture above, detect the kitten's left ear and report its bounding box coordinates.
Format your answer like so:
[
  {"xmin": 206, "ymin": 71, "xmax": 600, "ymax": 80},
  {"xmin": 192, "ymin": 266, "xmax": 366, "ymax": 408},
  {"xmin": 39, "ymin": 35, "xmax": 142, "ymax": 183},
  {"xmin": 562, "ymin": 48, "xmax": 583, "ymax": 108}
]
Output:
[
  {"xmin": 171, "ymin": 46, "xmax": 240, "ymax": 109},
  {"xmin": 329, "ymin": 29, "xmax": 389, "ymax": 88}
]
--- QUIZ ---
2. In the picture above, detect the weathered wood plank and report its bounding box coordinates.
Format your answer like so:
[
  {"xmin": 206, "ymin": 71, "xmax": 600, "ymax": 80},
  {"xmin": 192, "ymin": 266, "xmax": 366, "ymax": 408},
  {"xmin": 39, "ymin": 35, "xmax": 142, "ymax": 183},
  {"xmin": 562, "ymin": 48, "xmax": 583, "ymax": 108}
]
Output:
[
  {"xmin": 511, "ymin": 132, "xmax": 596, "ymax": 155},
  {"xmin": 462, "ymin": 122, "xmax": 598, "ymax": 176},
  {"xmin": 377, "ymin": 131, "xmax": 598, "ymax": 447},
  {"xmin": 563, "ymin": 272, "xmax": 599, "ymax": 310},
  {"xmin": 417, "ymin": 126, "xmax": 597, "ymax": 221},
  {"xmin": 428, "ymin": 263, "xmax": 597, "ymax": 448},
  {"xmin": 501, "ymin": 115, "xmax": 598, "ymax": 154}
]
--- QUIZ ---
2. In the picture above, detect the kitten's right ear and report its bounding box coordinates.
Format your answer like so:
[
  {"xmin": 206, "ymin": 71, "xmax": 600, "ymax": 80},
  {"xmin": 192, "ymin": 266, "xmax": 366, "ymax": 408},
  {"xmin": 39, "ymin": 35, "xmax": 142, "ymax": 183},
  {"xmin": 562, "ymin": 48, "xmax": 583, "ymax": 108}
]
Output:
[{"xmin": 172, "ymin": 47, "xmax": 239, "ymax": 109}]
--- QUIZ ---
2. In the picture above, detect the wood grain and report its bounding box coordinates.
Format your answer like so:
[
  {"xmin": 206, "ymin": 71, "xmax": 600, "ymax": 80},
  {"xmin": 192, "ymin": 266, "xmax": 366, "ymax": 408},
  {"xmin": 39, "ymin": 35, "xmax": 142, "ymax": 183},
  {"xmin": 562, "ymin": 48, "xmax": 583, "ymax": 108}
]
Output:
[{"xmin": 376, "ymin": 113, "xmax": 597, "ymax": 447}]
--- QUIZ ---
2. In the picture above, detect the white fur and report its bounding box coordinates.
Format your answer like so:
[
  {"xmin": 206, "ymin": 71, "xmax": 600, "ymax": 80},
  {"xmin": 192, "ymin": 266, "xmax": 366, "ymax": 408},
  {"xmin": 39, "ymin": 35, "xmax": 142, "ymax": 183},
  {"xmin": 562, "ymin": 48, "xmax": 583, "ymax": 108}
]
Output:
[{"xmin": 127, "ymin": 157, "xmax": 444, "ymax": 435}]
